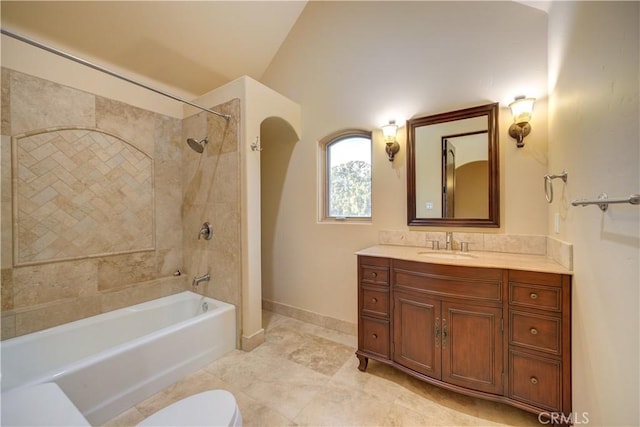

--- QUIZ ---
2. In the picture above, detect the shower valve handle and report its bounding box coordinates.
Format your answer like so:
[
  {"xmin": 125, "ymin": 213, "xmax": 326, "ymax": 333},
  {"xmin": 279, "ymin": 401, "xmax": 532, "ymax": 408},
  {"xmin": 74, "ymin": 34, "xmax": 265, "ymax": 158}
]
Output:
[{"xmin": 199, "ymin": 222, "xmax": 212, "ymax": 240}]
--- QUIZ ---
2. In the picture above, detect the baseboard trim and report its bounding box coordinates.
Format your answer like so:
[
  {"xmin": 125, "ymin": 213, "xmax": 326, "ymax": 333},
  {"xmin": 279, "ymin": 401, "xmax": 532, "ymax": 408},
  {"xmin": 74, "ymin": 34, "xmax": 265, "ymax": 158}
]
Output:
[
  {"xmin": 241, "ymin": 328, "xmax": 265, "ymax": 351},
  {"xmin": 262, "ymin": 299, "xmax": 356, "ymax": 336}
]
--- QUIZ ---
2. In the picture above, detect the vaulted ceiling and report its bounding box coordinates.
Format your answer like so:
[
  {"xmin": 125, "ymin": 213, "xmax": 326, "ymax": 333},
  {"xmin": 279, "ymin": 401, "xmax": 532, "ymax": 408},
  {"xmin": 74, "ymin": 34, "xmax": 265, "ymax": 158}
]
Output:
[
  {"xmin": 1, "ymin": 1, "xmax": 548, "ymax": 98},
  {"xmin": 1, "ymin": 1, "xmax": 308, "ymax": 97}
]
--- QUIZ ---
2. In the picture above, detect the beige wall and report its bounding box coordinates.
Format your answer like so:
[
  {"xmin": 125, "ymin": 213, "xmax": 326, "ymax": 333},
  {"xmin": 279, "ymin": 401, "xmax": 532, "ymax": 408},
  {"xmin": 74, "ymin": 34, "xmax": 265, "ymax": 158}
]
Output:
[
  {"xmin": 548, "ymin": 2, "xmax": 639, "ymax": 425},
  {"xmin": 260, "ymin": 1, "xmax": 549, "ymax": 324}
]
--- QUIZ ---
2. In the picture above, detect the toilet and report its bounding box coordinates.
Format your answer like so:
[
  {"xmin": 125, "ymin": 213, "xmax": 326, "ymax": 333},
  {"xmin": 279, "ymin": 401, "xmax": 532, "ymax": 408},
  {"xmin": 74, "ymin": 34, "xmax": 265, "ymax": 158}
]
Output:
[
  {"xmin": 1, "ymin": 383, "xmax": 242, "ymax": 427},
  {"xmin": 137, "ymin": 389, "xmax": 242, "ymax": 427}
]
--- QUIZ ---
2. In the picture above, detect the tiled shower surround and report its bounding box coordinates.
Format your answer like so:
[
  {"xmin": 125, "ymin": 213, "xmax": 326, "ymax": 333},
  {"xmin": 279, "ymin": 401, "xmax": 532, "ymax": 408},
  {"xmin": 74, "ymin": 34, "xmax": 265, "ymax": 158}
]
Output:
[{"xmin": 1, "ymin": 68, "xmax": 242, "ymax": 341}]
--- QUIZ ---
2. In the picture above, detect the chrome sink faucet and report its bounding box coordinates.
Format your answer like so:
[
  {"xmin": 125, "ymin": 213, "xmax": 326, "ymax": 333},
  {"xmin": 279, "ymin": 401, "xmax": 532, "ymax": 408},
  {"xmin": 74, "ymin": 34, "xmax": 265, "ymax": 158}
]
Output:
[{"xmin": 445, "ymin": 232, "xmax": 453, "ymax": 251}]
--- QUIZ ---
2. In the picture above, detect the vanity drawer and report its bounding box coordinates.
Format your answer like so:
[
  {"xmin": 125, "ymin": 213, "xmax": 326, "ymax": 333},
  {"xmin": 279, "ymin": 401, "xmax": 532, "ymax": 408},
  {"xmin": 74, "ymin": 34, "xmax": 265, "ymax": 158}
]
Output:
[
  {"xmin": 510, "ymin": 311, "xmax": 561, "ymax": 355},
  {"xmin": 359, "ymin": 256, "xmax": 390, "ymax": 286},
  {"xmin": 392, "ymin": 259, "xmax": 502, "ymax": 303},
  {"xmin": 361, "ymin": 267, "xmax": 389, "ymax": 286},
  {"xmin": 509, "ymin": 350, "xmax": 562, "ymax": 412},
  {"xmin": 394, "ymin": 270, "xmax": 501, "ymax": 303},
  {"xmin": 361, "ymin": 285, "xmax": 389, "ymax": 318},
  {"xmin": 510, "ymin": 283, "xmax": 562, "ymax": 312},
  {"xmin": 359, "ymin": 316, "xmax": 390, "ymax": 359}
]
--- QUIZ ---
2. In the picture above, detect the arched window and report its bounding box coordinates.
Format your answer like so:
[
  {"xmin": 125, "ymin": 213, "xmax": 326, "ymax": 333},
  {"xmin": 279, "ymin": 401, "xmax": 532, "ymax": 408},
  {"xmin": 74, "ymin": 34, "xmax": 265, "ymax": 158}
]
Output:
[{"xmin": 319, "ymin": 129, "xmax": 372, "ymax": 222}]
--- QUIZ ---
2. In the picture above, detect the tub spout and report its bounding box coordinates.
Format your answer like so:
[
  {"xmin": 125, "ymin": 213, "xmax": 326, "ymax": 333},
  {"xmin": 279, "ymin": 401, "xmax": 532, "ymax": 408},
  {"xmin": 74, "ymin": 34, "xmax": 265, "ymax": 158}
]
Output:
[{"xmin": 192, "ymin": 273, "xmax": 210, "ymax": 287}]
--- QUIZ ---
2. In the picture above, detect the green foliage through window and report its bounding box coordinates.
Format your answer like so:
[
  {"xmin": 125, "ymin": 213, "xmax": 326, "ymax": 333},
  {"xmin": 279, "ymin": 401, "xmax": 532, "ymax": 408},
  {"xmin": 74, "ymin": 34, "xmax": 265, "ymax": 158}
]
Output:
[
  {"xmin": 329, "ymin": 160, "xmax": 371, "ymax": 217},
  {"xmin": 325, "ymin": 134, "xmax": 371, "ymax": 219}
]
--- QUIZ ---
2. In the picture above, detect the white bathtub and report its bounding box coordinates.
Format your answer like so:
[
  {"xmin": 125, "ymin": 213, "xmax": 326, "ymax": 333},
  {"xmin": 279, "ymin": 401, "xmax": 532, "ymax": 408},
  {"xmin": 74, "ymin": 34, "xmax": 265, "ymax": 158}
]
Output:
[{"xmin": 1, "ymin": 291, "xmax": 236, "ymax": 425}]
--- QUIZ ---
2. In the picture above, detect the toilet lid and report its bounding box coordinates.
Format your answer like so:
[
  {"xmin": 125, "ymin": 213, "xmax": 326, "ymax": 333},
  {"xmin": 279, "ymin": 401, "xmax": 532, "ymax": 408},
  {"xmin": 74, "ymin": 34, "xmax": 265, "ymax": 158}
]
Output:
[
  {"xmin": 1, "ymin": 383, "xmax": 91, "ymax": 427},
  {"xmin": 138, "ymin": 389, "xmax": 239, "ymax": 427}
]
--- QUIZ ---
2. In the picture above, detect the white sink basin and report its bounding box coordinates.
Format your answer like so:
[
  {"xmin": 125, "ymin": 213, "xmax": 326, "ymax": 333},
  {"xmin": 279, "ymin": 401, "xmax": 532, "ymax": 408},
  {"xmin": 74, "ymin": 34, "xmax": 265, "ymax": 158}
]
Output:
[{"xmin": 417, "ymin": 251, "xmax": 476, "ymax": 260}]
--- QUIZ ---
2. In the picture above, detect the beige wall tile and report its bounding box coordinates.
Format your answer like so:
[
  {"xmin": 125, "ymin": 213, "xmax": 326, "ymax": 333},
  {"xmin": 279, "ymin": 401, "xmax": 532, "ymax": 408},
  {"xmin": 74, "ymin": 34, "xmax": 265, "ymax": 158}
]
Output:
[
  {"xmin": 12, "ymin": 259, "xmax": 98, "ymax": 308},
  {"xmin": 1, "ymin": 69, "xmax": 11, "ymax": 135},
  {"xmin": 14, "ymin": 294, "xmax": 102, "ymax": 336},
  {"xmin": 154, "ymin": 115, "xmax": 181, "ymax": 162},
  {"xmin": 547, "ymin": 237, "xmax": 573, "ymax": 271},
  {"xmin": 1, "ymin": 268, "xmax": 13, "ymax": 310},
  {"xmin": 452, "ymin": 232, "xmax": 485, "ymax": 251},
  {"xmin": 10, "ymin": 71, "xmax": 95, "ymax": 134},
  {"xmin": 95, "ymin": 96, "xmax": 156, "ymax": 156},
  {"xmin": 1, "ymin": 311, "xmax": 16, "ymax": 340},
  {"xmin": 483, "ymin": 234, "xmax": 546, "ymax": 255},
  {"xmin": 97, "ymin": 251, "xmax": 156, "ymax": 291},
  {"xmin": 379, "ymin": 230, "xmax": 427, "ymax": 247},
  {"xmin": 206, "ymin": 99, "xmax": 239, "ymax": 155},
  {"xmin": 154, "ymin": 159, "xmax": 182, "ymax": 252},
  {"xmin": 1, "ymin": 136, "xmax": 12, "ymax": 269},
  {"xmin": 99, "ymin": 276, "xmax": 185, "ymax": 313},
  {"xmin": 156, "ymin": 248, "xmax": 183, "ymax": 278}
]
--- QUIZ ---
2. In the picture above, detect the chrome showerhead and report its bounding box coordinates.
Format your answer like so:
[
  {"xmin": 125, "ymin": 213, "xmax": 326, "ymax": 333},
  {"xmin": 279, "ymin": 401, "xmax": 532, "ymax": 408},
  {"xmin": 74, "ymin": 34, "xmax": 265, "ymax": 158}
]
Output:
[{"xmin": 187, "ymin": 137, "xmax": 208, "ymax": 153}]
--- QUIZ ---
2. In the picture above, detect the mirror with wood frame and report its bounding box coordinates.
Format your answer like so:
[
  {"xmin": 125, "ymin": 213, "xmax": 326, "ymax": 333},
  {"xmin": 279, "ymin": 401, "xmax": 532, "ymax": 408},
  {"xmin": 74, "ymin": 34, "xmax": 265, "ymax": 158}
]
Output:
[{"xmin": 407, "ymin": 102, "xmax": 499, "ymax": 227}]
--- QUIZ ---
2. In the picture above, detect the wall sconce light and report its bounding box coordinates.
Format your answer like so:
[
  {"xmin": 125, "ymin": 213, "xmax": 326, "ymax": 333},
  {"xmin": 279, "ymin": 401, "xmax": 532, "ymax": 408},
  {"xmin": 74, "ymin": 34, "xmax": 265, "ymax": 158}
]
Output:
[
  {"xmin": 508, "ymin": 96, "xmax": 535, "ymax": 148},
  {"xmin": 382, "ymin": 120, "xmax": 400, "ymax": 161}
]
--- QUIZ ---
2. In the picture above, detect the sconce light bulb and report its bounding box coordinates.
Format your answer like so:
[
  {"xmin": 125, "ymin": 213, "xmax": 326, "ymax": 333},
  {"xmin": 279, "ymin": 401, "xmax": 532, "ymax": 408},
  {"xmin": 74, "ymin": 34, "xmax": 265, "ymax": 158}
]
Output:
[
  {"xmin": 509, "ymin": 97, "xmax": 535, "ymax": 125},
  {"xmin": 382, "ymin": 120, "xmax": 398, "ymax": 142}
]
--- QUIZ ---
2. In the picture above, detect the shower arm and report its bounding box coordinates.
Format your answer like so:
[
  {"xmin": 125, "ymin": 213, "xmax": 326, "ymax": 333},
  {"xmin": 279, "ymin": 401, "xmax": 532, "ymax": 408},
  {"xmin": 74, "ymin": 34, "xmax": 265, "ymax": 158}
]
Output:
[{"xmin": 1, "ymin": 27, "xmax": 231, "ymax": 121}]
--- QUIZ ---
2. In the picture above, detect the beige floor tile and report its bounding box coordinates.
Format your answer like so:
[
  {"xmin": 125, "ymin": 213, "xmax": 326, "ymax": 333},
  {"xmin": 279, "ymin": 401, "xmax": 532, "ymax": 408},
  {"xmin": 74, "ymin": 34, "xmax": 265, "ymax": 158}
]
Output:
[
  {"xmin": 286, "ymin": 333, "xmax": 354, "ymax": 376},
  {"xmin": 233, "ymin": 390, "xmax": 296, "ymax": 427},
  {"xmin": 293, "ymin": 382, "xmax": 393, "ymax": 426},
  {"xmin": 241, "ymin": 358, "xmax": 330, "ymax": 419},
  {"xmin": 203, "ymin": 347, "xmax": 290, "ymax": 391},
  {"xmin": 384, "ymin": 402, "xmax": 443, "ymax": 427}
]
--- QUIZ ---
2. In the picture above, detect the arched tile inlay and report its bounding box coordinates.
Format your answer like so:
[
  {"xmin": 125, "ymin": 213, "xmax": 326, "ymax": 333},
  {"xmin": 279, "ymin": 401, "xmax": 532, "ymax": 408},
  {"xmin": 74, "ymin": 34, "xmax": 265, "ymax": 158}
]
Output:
[{"xmin": 12, "ymin": 128, "xmax": 154, "ymax": 265}]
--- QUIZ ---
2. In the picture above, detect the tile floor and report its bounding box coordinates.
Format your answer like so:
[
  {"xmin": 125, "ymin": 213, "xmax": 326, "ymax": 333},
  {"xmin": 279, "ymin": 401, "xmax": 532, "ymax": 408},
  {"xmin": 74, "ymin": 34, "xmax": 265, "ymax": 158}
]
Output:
[{"xmin": 104, "ymin": 311, "xmax": 540, "ymax": 426}]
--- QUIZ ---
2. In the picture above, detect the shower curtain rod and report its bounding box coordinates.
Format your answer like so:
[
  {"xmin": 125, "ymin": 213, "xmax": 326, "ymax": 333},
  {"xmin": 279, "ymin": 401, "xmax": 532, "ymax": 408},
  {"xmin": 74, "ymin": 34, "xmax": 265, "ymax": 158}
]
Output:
[{"xmin": 1, "ymin": 28, "xmax": 231, "ymax": 121}]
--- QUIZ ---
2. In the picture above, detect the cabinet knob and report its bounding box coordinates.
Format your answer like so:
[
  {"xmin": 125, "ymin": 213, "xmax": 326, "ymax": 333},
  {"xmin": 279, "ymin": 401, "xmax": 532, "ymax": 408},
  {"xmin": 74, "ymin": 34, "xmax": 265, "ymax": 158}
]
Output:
[
  {"xmin": 372, "ymin": 333, "xmax": 378, "ymax": 339},
  {"xmin": 529, "ymin": 292, "xmax": 538, "ymax": 300},
  {"xmin": 371, "ymin": 297, "xmax": 378, "ymax": 303},
  {"xmin": 530, "ymin": 328, "xmax": 538, "ymax": 335},
  {"xmin": 530, "ymin": 377, "xmax": 539, "ymax": 385},
  {"xmin": 371, "ymin": 272, "xmax": 377, "ymax": 278}
]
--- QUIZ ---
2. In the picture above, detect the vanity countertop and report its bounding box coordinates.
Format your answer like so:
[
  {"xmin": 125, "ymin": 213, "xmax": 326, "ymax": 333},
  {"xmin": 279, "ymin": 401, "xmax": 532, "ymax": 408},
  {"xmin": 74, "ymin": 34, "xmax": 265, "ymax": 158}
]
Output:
[{"xmin": 356, "ymin": 245, "xmax": 573, "ymax": 275}]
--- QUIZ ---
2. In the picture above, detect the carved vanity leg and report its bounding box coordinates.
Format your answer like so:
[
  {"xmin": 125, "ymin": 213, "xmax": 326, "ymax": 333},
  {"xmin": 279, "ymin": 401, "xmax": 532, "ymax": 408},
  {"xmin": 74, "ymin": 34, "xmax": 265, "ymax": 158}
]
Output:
[{"xmin": 356, "ymin": 354, "xmax": 368, "ymax": 371}]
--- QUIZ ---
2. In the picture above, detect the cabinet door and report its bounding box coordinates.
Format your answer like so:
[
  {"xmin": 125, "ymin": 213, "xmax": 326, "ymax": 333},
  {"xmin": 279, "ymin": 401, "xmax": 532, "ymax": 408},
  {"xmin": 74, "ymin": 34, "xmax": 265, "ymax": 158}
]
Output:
[
  {"xmin": 441, "ymin": 302, "xmax": 503, "ymax": 394},
  {"xmin": 393, "ymin": 290, "xmax": 441, "ymax": 379}
]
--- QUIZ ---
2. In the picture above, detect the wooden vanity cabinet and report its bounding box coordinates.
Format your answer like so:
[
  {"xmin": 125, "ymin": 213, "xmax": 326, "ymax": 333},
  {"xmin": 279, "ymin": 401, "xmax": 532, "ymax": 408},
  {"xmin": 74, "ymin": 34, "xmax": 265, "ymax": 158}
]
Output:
[{"xmin": 356, "ymin": 255, "xmax": 572, "ymax": 419}]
